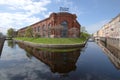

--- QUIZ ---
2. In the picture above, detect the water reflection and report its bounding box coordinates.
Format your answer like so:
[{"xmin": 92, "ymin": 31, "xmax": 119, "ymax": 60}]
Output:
[
  {"xmin": 0, "ymin": 39, "xmax": 4, "ymax": 55},
  {"xmin": 7, "ymin": 40, "xmax": 16, "ymax": 48},
  {"xmin": 1, "ymin": 40, "xmax": 120, "ymax": 80},
  {"xmin": 98, "ymin": 41, "xmax": 120, "ymax": 69},
  {"xmin": 17, "ymin": 42, "xmax": 81, "ymax": 74}
]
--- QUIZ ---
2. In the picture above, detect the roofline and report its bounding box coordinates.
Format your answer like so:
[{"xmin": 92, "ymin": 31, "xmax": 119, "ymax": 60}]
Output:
[
  {"xmin": 18, "ymin": 12, "xmax": 80, "ymax": 31},
  {"xmin": 76, "ymin": 20, "xmax": 81, "ymax": 27},
  {"xmin": 30, "ymin": 17, "xmax": 50, "ymax": 27},
  {"xmin": 109, "ymin": 13, "xmax": 120, "ymax": 23},
  {"xmin": 18, "ymin": 26, "xmax": 28, "ymax": 31}
]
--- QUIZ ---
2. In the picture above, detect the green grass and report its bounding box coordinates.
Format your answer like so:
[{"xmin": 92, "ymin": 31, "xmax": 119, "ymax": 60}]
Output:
[{"xmin": 15, "ymin": 37, "xmax": 87, "ymax": 44}]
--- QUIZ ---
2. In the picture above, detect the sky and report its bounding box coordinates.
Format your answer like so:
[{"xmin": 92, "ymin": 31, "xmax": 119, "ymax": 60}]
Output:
[{"xmin": 0, "ymin": 0, "xmax": 120, "ymax": 34}]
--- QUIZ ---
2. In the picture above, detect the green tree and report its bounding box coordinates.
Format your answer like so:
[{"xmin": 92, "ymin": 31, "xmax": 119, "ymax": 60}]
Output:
[
  {"xmin": 7, "ymin": 28, "xmax": 16, "ymax": 37},
  {"xmin": 7, "ymin": 40, "xmax": 15, "ymax": 48},
  {"xmin": 80, "ymin": 26, "xmax": 90, "ymax": 39},
  {"xmin": 81, "ymin": 26, "xmax": 88, "ymax": 33},
  {"xmin": 25, "ymin": 27, "xmax": 33, "ymax": 37}
]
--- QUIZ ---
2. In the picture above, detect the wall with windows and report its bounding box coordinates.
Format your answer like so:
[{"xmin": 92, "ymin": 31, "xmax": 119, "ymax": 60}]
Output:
[
  {"xmin": 94, "ymin": 14, "xmax": 120, "ymax": 50},
  {"xmin": 95, "ymin": 14, "xmax": 120, "ymax": 39},
  {"xmin": 18, "ymin": 12, "xmax": 81, "ymax": 38}
]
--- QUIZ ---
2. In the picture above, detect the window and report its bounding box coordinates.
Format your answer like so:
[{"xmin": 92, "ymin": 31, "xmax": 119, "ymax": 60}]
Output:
[
  {"xmin": 61, "ymin": 21, "xmax": 68, "ymax": 37},
  {"xmin": 38, "ymin": 27, "xmax": 40, "ymax": 32},
  {"xmin": 39, "ymin": 27, "xmax": 40, "ymax": 32},
  {"xmin": 37, "ymin": 27, "xmax": 39, "ymax": 32},
  {"xmin": 36, "ymin": 27, "xmax": 38, "ymax": 32},
  {"xmin": 48, "ymin": 24, "xmax": 51, "ymax": 37},
  {"xmin": 34, "ymin": 27, "xmax": 36, "ymax": 32}
]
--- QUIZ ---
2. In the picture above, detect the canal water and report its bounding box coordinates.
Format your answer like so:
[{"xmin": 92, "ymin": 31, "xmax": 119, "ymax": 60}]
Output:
[{"xmin": 0, "ymin": 40, "xmax": 120, "ymax": 80}]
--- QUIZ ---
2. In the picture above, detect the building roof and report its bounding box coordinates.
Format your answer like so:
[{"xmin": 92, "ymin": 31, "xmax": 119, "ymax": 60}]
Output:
[
  {"xmin": 109, "ymin": 13, "xmax": 120, "ymax": 23},
  {"xmin": 18, "ymin": 26, "xmax": 28, "ymax": 31},
  {"xmin": 18, "ymin": 12, "xmax": 80, "ymax": 31},
  {"xmin": 29, "ymin": 12, "xmax": 77, "ymax": 26}
]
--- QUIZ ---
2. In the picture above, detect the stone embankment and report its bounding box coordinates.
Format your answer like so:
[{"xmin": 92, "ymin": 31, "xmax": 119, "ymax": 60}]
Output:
[
  {"xmin": 0, "ymin": 38, "xmax": 5, "ymax": 54},
  {"xmin": 14, "ymin": 39, "xmax": 87, "ymax": 49}
]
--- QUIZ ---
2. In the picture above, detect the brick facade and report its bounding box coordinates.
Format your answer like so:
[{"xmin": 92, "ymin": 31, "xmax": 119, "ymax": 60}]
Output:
[{"xmin": 18, "ymin": 12, "xmax": 81, "ymax": 38}]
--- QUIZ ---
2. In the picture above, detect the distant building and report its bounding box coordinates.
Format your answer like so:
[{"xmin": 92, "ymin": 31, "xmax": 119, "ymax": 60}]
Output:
[
  {"xmin": 108, "ymin": 14, "xmax": 120, "ymax": 39},
  {"xmin": 95, "ymin": 14, "xmax": 120, "ymax": 39},
  {"xmin": 93, "ymin": 14, "xmax": 120, "ymax": 50},
  {"xmin": 18, "ymin": 12, "xmax": 81, "ymax": 38}
]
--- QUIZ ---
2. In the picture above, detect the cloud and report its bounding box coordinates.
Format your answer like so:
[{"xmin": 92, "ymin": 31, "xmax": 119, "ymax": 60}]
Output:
[
  {"xmin": 0, "ymin": 0, "xmax": 51, "ymax": 34},
  {"xmin": 86, "ymin": 19, "xmax": 110, "ymax": 34},
  {"xmin": 0, "ymin": 12, "xmax": 40, "ymax": 34},
  {"xmin": 0, "ymin": 56, "xmax": 50, "ymax": 80},
  {"xmin": 0, "ymin": 0, "xmax": 51, "ymax": 15}
]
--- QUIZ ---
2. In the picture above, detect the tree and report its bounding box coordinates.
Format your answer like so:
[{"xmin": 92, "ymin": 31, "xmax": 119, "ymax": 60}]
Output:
[
  {"xmin": 25, "ymin": 27, "xmax": 33, "ymax": 37},
  {"xmin": 7, "ymin": 40, "xmax": 15, "ymax": 48},
  {"xmin": 81, "ymin": 26, "xmax": 88, "ymax": 33},
  {"xmin": 7, "ymin": 28, "xmax": 16, "ymax": 37},
  {"xmin": 80, "ymin": 26, "xmax": 90, "ymax": 38}
]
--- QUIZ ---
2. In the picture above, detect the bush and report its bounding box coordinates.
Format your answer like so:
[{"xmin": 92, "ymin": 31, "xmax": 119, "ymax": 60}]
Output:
[
  {"xmin": 25, "ymin": 27, "xmax": 33, "ymax": 37},
  {"xmin": 80, "ymin": 32, "xmax": 90, "ymax": 39},
  {"xmin": 34, "ymin": 33, "xmax": 41, "ymax": 38}
]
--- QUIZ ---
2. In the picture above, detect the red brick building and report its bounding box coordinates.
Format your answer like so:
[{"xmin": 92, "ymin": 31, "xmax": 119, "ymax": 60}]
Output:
[{"xmin": 18, "ymin": 12, "xmax": 81, "ymax": 38}]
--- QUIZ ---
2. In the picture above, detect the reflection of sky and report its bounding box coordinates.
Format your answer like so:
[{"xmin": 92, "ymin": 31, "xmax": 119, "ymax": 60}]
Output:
[
  {"xmin": 0, "ymin": 41, "xmax": 52, "ymax": 80},
  {"xmin": 0, "ymin": 41, "xmax": 120, "ymax": 80},
  {"xmin": 0, "ymin": 59, "xmax": 52, "ymax": 80},
  {"xmin": 74, "ymin": 42, "xmax": 120, "ymax": 80},
  {"xmin": 1, "ymin": 41, "xmax": 27, "ymax": 61}
]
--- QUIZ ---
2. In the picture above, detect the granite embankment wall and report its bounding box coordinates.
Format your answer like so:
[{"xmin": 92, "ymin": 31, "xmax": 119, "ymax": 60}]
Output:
[
  {"xmin": 14, "ymin": 39, "xmax": 87, "ymax": 49},
  {"xmin": 0, "ymin": 38, "xmax": 5, "ymax": 54},
  {"xmin": 100, "ymin": 37, "xmax": 120, "ymax": 51}
]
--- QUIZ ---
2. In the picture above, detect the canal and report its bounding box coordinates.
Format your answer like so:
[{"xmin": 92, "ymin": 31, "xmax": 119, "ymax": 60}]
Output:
[{"xmin": 0, "ymin": 40, "xmax": 120, "ymax": 80}]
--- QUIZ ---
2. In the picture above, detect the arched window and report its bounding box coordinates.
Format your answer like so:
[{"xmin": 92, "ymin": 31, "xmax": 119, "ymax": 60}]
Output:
[
  {"xmin": 48, "ymin": 24, "xmax": 51, "ymax": 37},
  {"xmin": 37, "ymin": 27, "xmax": 39, "ymax": 32},
  {"xmin": 38, "ymin": 27, "xmax": 40, "ymax": 32},
  {"xmin": 34, "ymin": 27, "xmax": 36, "ymax": 32},
  {"xmin": 42, "ymin": 25, "xmax": 45, "ymax": 37},
  {"xmin": 61, "ymin": 21, "xmax": 68, "ymax": 37}
]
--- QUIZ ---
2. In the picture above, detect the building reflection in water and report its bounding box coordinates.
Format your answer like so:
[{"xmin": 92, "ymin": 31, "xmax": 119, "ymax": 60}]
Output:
[
  {"xmin": 17, "ymin": 42, "xmax": 82, "ymax": 74},
  {"xmin": 98, "ymin": 41, "xmax": 120, "ymax": 70}
]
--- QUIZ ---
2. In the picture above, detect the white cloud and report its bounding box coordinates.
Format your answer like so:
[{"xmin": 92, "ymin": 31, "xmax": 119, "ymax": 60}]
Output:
[
  {"xmin": 0, "ymin": 12, "xmax": 40, "ymax": 34},
  {"xmin": 0, "ymin": 0, "xmax": 50, "ymax": 14},
  {"xmin": 0, "ymin": 0, "xmax": 51, "ymax": 34},
  {"xmin": 0, "ymin": 59, "xmax": 50, "ymax": 80}
]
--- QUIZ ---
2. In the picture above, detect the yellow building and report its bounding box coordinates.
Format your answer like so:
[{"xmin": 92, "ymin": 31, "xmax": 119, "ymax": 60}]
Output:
[
  {"xmin": 95, "ymin": 14, "xmax": 120, "ymax": 39},
  {"xmin": 94, "ymin": 14, "xmax": 120, "ymax": 50}
]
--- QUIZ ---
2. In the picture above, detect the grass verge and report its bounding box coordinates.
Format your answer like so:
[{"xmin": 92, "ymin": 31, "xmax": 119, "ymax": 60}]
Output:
[{"xmin": 15, "ymin": 37, "xmax": 87, "ymax": 44}]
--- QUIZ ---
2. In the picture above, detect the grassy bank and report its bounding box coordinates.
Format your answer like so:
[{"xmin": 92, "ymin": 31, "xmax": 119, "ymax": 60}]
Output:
[{"xmin": 15, "ymin": 37, "xmax": 87, "ymax": 44}]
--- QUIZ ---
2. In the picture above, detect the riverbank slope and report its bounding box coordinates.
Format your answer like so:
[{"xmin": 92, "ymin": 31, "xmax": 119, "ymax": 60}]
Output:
[{"xmin": 14, "ymin": 38, "xmax": 88, "ymax": 49}]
